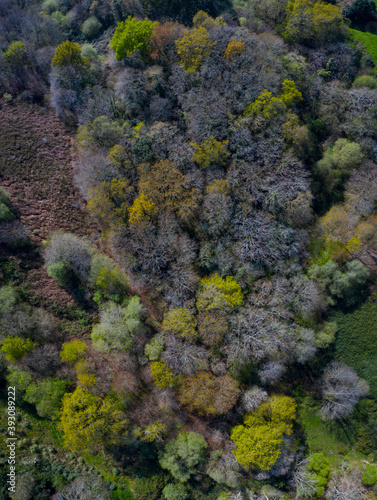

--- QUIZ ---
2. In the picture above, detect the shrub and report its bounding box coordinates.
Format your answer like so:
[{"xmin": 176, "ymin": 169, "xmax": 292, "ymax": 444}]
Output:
[
  {"xmin": 307, "ymin": 453, "xmax": 330, "ymax": 496},
  {"xmin": 144, "ymin": 334, "xmax": 165, "ymax": 361},
  {"xmin": 47, "ymin": 262, "xmax": 76, "ymax": 287},
  {"xmin": 159, "ymin": 432, "xmax": 208, "ymax": 482},
  {"xmin": 82, "ymin": 17, "xmax": 102, "ymax": 40},
  {"xmin": 77, "ymin": 116, "xmax": 125, "ymax": 150},
  {"xmin": 111, "ymin": 16, "xmax": 158, "ymax": 60},
  {"xmin": 0, "ymin": 203, "xmax": 14, "ymax": 223},
  {"xmin": 91, "ymin": 297, "xmax": 146, "ymax": 352},
  {"xmin": 352, "ymin": 75, "xmax": 377, "ymax": 89},
  {"xmin": 162, "ymin": 308, "xmax": 197, "ymax": 342},
  {"xmin": 0, "ymin": 285, "xmax": 18, "ymax": 317},
  {"xmin": 60, "ymin": 340, "xmax": 87, "ymax": 364},
  {"xmin": 3, "ymin": 41, "xmax": 30, "ymax": 69},
  {"xmin": 178, "ymin": 371, "xmax": 240, "ymax": 416},
  {"xmin": 24, "ymin": 378, "xmax": 68, "ymax": 420},
  {"xmin": 150, "ymin": 361, "xmax": 176, "ymax": 388},
  {"xmin": 175, "ymin": 27, "xmax": 216, "ymax": 72},
  {"xmin": 1, "ymin": 337, "xmax": 35, "ymax": 361},
  {"xmin": 363, "ymin": 465, "xmax": 377, "ymax": 486}
]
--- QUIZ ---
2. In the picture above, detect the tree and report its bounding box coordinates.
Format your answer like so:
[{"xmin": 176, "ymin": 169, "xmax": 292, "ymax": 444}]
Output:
[
  {"xmin": 240, "ymin": 386, "xmax": 268, "ymax": 413},
  {"xmin": 159, "ymin": 432, "xmax": 208, "ymax": 482},
  {"xmin": 149, "ymin": 22, "xmax": 185, "ymax": 62},
  {"xmin": 196, "ymin": 273, "xmax": 244, "ymax": 311},
  {"xmin": 344, "ymin": 0, "xmax": 377, "ymax": 28},
  {"xmin": 1, "ymin": 337, "xmax": 35, "ymax": 361},
  {"xmin": 60, "ymin": 340, "xmax": 87, "ymax": 364},
  {"xmin": 283, "ymin": 0, "xmax": 347, "ymax": 46},
  {"xmin": 6, "ymin": 366, "xmax": 32, "ymax": 395},
  {"xmin": 178, "ymin": 371, "xmax": 240, "ymax": 416},
  {"xmin": 150, "ymin": 361, "xmax": 176, "ymax": 388},
  {"xmin": 91, "ymin": 297, "xmax": 146, "ymax": 352},
  {"xmin": 3, "ymin": 41, "xmax": 30, "ymax": 69},
  {"xmin": 24, "ymin": 378, "xmax": 68, "ymax": 420},
  {"xmin": 175, "ymin": 27, "xmax": 216, "ymax": 72},
  {"xmin": 111, "ymin": 17, "xmax": 158, "ymax": 60},
  {"xmin": 58, "ymin": 387, "xmax": 128, "ymax": 453},
  {"xmin": 162, "ymin": 483, "xmax": 189, "ymax": 500},
  {"xmin": 162, "ymin": 308, "xmax": 197, "ymax": 342},
  {"xmin": 191, "ymin": 136, "xmax": 230, "ymax": 169},
  {"xmin": 320, "ymin": 361, "xmax": 369, "ymax": 420},
  {"xmin": 128, "ymin": 194, "xmax": 158, "ymax": 227},
  {"xmin": 230, "ymin": 395, "xmax": 296, "ymax": 470},
  {"xmin": 224, "ymin": 40, "xmax": 246, "ymax": 60},
  {"xmin": 51, "ymin": 41, "xmax": 86, "ymax": 68},
  {"xmin": 134, "ymin": 420, "xmax": 168, "ymax": 443},
  {"xmin": 197, "ymin": 310, "xmax": 228, "ymax": 347}
]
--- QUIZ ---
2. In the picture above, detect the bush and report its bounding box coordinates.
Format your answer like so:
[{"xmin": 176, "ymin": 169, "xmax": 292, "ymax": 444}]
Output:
[
  {"xmin": 3, "ymin": 41, "xmax": 30, "ymax": 69},
  {"xmin": 352, "ymin": 75, "xmax": 377, "ymax": 89},
  {"xmin": 0, "ymin": 203, "xmax": 14, "ymax": 223},
  {"xmin": 81, "ymin": 17, "xmax": 102, "ymax": 40},
  {"xmin": 0, "ymin": 285, "xmax": 18, "ymax": 317},
  {"xmin": 111, "ymin": 16, "xmax": 157, "ymax": 60},
  {"xmin": 47, "ymin": 262, "xmax": 77, "ymax": 287},
  {"xmin": 24, "ymin": 378, "xmax": 68, "ymax": 420},
  {"xmin": 363, "ymin": 465, "xmax": 377, "ymax": 485},
  {"xmin": 144, "ymin": 334, "xmax": 164, "ymax": 361},
  {"xmin": 1, "ymin": 337, "xmax": 35, "ymax": 361}
]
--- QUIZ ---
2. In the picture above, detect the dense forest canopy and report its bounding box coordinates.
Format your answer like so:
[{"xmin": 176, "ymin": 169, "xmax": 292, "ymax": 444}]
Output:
[{"xmin": 2, "ymin": 0, "xmax": 377, "ymax": 498}]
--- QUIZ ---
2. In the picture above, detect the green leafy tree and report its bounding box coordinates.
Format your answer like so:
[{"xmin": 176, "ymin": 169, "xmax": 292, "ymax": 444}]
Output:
[
  {"xmin": 231, "ymin": 395, "xmax": 296, "ymax": 470},
  {"xmin": 196, "ymin": 273, "xmax": 244, "ymax": 311},
  {"xmin": 144, "ymin": 334, "xmax": 165, "ymax": 361},
  {"xmin": 6, "ymin": 366, "xmax": 32, "ymax": 395},
  {"xmin": 307, "ymin": 453, "xmax": 330, "ymax": 495},
  {"xmin": 60, "ymin": 340, "xmax": 87, "ymax": 364},
  {"xmin": 24, "ymin": 378, "xmax": 68, "ymax": 420},
  {"xmin": 162, "ymin": 308, "xmax": 197, "ymax": 342},
  {"xmin": 176, "ymin": 27, "xmax": 216, "ymax": 72},
  {"xmin": 0, "ymin": 285, "xmax": 18, "ymax": 317},
  {"xmin": 163, "ymin": 483, "xmax": 189, "ymax": 500},
  {"xmin": 58, "ymin": 387, "xmax": 128, "ymax": 453},
  {"xmin": 111, "ymin": 16, "xmax": 158, "ymax": 60},
  {"xmin": 1, "ymin": 337, "xmax": 35, "ymax": 361},
  {"xmin": 150, "ymin": 361, "xmax": 176, "ymax": 388},
  {"xmin": 91, "ymin": 297, "xmax": 146, "ymax": 352},
  {"xmin": 159, "ymin": 432, "xmax": 208, "ymax": 482},
  {"xmin": 134, "ymin": 420, "xmax": 168, "ymax": 443},
  {"xmin": 3, "ymin": 41, "xmax": 30, "ymax": 69}
]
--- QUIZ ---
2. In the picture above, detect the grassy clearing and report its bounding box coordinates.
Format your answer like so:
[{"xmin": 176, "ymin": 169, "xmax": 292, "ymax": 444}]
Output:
[
  {"xmin": 350, "ymin": 29, "xmax": 377, "ymax": 64},
  {"xmin": 333, "ymin": 297, "xmax": 377, "ymax": 399}
]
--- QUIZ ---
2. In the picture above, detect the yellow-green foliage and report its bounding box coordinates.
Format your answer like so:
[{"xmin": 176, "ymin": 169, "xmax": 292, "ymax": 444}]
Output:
[
  {"xmin": 107, "ymin": 144, "xmax": 132, "ymax": 169},
  {"xmin": 231, "ymin": 395, "xmax": 297, "ymax": 470},
  {"xmin": 176, "ymin": 27, "xmax": 216, "ymax": 72},
  {"xmin": 1, "ymin": 337, "xmax": 35, "ymax": 361},
  {"xmin": 51, "ymin": 40, "xmax": 86, "ymax": 67},
  {"xmin": 150, "ymin": 361, "xmax": 176, "ymax": 389},
  {"xmin": 75, "ymin": 360, "xmax": 97, "ymax": 388},
  {"xmin": 162, "ymin": 308, "xmax": 197, "ymax": 342},
  {"xmin": 128, "ymin": 194, "xmax": 158, "ymax": 227},
  {"xmin": 60, "ymin": 340, "xmax": 87, "ymax": 364},
  {"xmin": 111, "ymin": 16, "xmax": 158, "ymax": 60},
  {"xmin": 244, "ymin": 79, "xmax": 302, "ymax": 119},
  {"xmin": 134, "ymin": 420, "xmax": 168, "ymax": 443},
  {"xmin": 58, "ymin": 387, "xmax": 128, "ymax": 453},
  {"xmin": 284, "ymin": 0, "xmax": 346, "ymax": 45},
  {"xmin": 224, "ymin": 39, "xmax": 246, "ymax": 59},
  {"xmin": 196, "ymin": 273, "xmax": 244, "ymax": 311},
  {"xmin": 191, "ymin": 136, "xmax": 230, "ymax": 169},
  {"xmin": 94, "ymin": 266, "xmax": 129, "ymax": 302},
  {"xmin": 3, "ymin": 41, "xmax": 30, "ymax": 68},
  {"xmin": 88, "ymin": 178, "xmax": 133, "ymax": 230},
  {"xmin": 206, "ymin": 179, "xmax": 231, "ymax": 195}
]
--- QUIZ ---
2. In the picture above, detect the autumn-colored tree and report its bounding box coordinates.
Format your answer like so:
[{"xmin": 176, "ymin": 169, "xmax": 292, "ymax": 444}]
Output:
[
  {"xmin": 192, "ymin": 11, "xmax": 225, "ymax": 30},
  {"xmin": 283, "ymin": 0, "xmax": 346, "ymax": 45},
  {"xmin": 134, "ymin": 420, "xmax": 168, "ymax": 443},
  {"xmin": 128, "ymin": 194, "xmax": 158, "ymax": 227},
  {"xmin": 231, "ymin": 395, "xmax": 297, "ymax": 470},
  {"xmin": 60, "ymin": 340, "xmax": 87, "ymax": 364},
  {"xmin": 111, "ymin": 17, "xmax": 158, "ymax": 60},
  {"xmin": 149, "ymin": 22, "xmax": 185, "ymax": 62},
  {"xmin": 224, "ymin": 40, "xmax": 246, "ymax": 60},
  {"xmin": 178, "ymin": 371, "xmax": 240, "ymax": 416},
  {"xmin": 58, "ymin": 387, "xmax": 128, "ymax": 453},
  {"xmin": 196, "ymin": 273, "xmax": 244, "ymax": 311},
  {"xmin": 150, "ymin": 361, "xmax": 176, "ymax": 389},
  {"xmin": 88, "ymin": 178, "xmax": 133, "ymax": 230},
  {"xmin": 191, "ymin": 136, "xmax": 230, "ymax": 169},
  {"xmin": 162, "ymin": 308, "xmax": 197, "ymax": 342},
  {"xmin": 1, "ymin": 337, "xmax": 35, "ymax": 361},
  {"xmin": 75, "ymin": 360, "xmax": 97, "ymax": 388},
  {"xmin": 51, "ymin": 41, "xmax": 86, "ymax": 68},
  {"xmin": 137, "ymin": 160, "xmax": 201, "ymax": 223},
  {"xmin": 175, "ymin": 27, "xmax": 216, "ymax": 72}
]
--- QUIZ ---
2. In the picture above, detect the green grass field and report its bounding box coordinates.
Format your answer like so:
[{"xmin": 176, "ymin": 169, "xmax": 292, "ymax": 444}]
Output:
[{"xmin": 350, "ymin": 28, "xmax": 377, "ymax": 64}]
